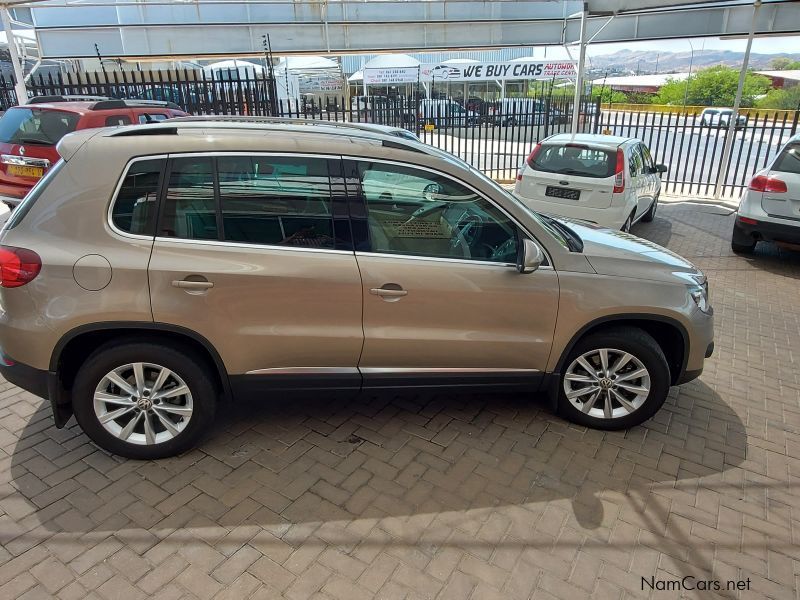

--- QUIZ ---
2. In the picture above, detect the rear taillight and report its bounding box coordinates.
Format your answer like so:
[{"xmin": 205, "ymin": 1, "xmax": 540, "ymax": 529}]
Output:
[
  {"xmin": 0, "ymin": 245, "xmax": 42, "ymax": 288},
  {"xmin": 516, "ymin": 171, "xmax": 523, "ymax": 181},
  {"xmin": 613, "ymin": 148, "xmax": 625, "ymax": 194},
  {"xmin": 526, "ymin": 143, "xmax": 542, "ymax": 168},
  {"xmin": 748, "ymin": 175, "xmax": 787, "ymax": 193}
]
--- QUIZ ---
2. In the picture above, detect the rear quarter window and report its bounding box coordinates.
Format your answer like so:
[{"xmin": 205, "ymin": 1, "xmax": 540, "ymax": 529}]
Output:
[
  {"xmin": 531, "ymin": 144, "xmax": 616, "ymax": 178},
  {"xmin": 772, "ymin": 142, "xmax": 800, "ymax": 175},
  {"xmin": 110, "ymin": 158, "xmax": 165, "ymax": 236}
]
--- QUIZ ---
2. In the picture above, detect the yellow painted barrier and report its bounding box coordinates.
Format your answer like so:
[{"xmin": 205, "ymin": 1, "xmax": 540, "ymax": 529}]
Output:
[{"xmin": 603, "ymin": 103, "xmax": 798, "ymax": 120}]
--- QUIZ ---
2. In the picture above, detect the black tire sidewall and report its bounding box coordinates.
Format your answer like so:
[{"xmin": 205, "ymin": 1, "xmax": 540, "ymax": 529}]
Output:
[
  {"xmin": 72, "ymin": 343, "xmax": 216, "ymax": 459},
  {"xmin": 557, "ymin": 329, "xmax": 671, "ymax": 430}
]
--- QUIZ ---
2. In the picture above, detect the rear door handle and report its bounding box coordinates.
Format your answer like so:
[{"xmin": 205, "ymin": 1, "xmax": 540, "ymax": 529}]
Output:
[
  {"xmin": 172, "ymin": 279, "xmax": 214, "ymax": 290},
  {"xmin": 370, "ymin": 284, "xmax": 407, "ymax": 299}
]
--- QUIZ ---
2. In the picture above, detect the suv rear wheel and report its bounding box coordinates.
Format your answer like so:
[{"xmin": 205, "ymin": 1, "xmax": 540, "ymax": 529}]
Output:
[
  {"xmin": 72, "ymin": 341, "xmax": 216, "ymax": 459},
  {"xmin": 558, "ymin": 327, "xmax": 670, "ymax": 430}
]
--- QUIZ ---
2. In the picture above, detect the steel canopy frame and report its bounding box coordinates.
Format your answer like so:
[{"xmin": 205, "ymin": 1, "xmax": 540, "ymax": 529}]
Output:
[{"xmin": 18, "ymin": 0, "xmax": 800, "ymax": 60}]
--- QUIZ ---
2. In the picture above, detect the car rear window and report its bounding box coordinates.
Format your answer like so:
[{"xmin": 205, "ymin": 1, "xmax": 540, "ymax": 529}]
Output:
[
  {"xmin": 772, "ymin": 142, "xmax": 800, "ymax": 175},
  {"xmin": 530, "ymin": 144, "xmax": 616, "ymax": 178},
  {"xmin": 0, "ymin": 108, "xmax": 80, "ymax": 146}
]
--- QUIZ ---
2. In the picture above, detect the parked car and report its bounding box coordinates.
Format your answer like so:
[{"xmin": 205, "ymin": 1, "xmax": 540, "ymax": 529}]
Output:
[
  {"xmin": 487, "ymin": 98, "xmax": 551, "ymax": 126},
  {"xmin": 418, "ymin": 99, "xmax": 479, "ymax": 128},
  {"xmin": 699, "ymin": 107, "xmax": 747, "ymax": 129},
  {"xmin": 132, "ymin": 85, "xmax": 207, "ymax": 108},
  {"xmin": 514, "ymin": 134, "xmax": 667, "ymax": 231},
  {"xmin": 0, "ymin": 119, "xmax": 713, "ymax": 459},
  {"xmin": 731, "ymin": 133, "xmax": 800, "ymax": 253},
  {"xmin": 0, "ymin": 96, "xmax": 187, "ymax": 210}
]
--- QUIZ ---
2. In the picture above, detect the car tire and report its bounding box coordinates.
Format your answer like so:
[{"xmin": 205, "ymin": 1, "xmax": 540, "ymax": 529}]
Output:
[
  {"xmin": 621, "ymin": 211, "xmax": 634, "ymax": 232},
  {"xmin": 557, "ymin": 327, "xmax": 671, "ymax": 430},
  {"xmin": 72, "ymin": 341, "xmax": 216, "ymax": 459},
  {"xmin": 731, "ymin": 223, "xmax": 757, "ymax": 254},
  {"xmin": 642, "ymin": 194, "xmax": 658, "ymax": 222}
]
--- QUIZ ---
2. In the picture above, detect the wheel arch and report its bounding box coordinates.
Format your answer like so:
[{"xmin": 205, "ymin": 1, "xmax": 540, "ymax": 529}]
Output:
[
  {"xmin": 50, "ymin": 322, "xmax": 232, "ymax": 401},
  {"xmin": 553, "ymin": 314, "xmax": 689, "ymax": 386}
]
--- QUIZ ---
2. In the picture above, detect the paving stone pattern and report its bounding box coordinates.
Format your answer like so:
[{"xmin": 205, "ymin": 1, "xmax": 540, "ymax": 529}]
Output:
[{"xmin": 1, "ymin": 202, "xmax": 799, "ymax": 599}]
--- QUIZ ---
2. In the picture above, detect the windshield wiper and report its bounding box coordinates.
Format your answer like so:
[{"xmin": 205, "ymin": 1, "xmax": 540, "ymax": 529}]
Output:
[{"xmin": 540, "ymin": 214, "xmax": 583, "ymax": 252}]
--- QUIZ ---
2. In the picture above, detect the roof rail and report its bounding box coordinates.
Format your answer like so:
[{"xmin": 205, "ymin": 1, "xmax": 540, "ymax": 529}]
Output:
[
  {"xmin": 107, "ymin": 118, "xmax": 428, "ymax": 155},
  {"xmin": 28, "ymin": 94, "xmax": 109, "ymax": 104},
  {"xmin": 92, "ymin": 99, "xmax": 183, "ymax": 111}
]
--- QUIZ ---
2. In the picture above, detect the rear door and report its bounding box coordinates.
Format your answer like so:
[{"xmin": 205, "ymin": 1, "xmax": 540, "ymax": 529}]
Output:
[
  {"xmin": 148, "ymin": 153, "xmax": 363, "ymax": 386},
  {"xmin": 762, "ymin": 140, "xmax": 800, "ymax": 220},
  {"xmin": 627, "ymin": 143, "xmax": 648, "ymax": 216},
  {"xmin": 519, "ymin": 143, "xmax": 616, "ymax": 210}
]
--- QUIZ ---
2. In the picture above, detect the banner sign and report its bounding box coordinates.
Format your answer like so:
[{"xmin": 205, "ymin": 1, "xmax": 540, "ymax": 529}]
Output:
[
  {"xmin": 363, "ymin": 67, "xmax": 421, "ymax": 85},
  {"xmin": 420, "ymin": 61, "xmax": 576, "ymax": 82},
  {"xmin": 362, "ymin": 62, "xmax": 577, "ymax": 85}
]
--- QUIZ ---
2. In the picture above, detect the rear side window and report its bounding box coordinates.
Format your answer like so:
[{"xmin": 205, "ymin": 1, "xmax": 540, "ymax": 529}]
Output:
[
  {"xmin": 111, "ymin": 158, "xmax": 165, "ymax": 236},
  {"xmin": 160, "ymin": 157, "xmax": 217, "ymax": 239},
  {"xmin": 158, "ymin": 154, "xmax": 335, "ymax": 249},
  {"xmin": 105, "ymin": 115, "xmax": 132, "ymax": 126},
  {"xmin": 138, "ymin": 114, "xmax": 169, "ymax": 124},
  {"xmin": 0, "ymin": 108, "xmax": 79, "ymax": 145},
  {"xmin": 218, "ymin": 155, "xmax": 334, "ymax": 248},
  {"xmin": 530, "ymin": 144, "xmax": 616, "ymax": 178},
  {"xmin": 772, "ymin": 142, "xmax": 800, "ymax": 175}
]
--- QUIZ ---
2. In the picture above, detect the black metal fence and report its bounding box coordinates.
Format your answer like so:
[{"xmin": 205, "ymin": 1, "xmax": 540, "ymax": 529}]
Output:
[
  {"xmin": 2, "ymin": 68, "xmax": 795, "ymax": 196},
  {"xmin": 0, "ymin": 68, "xmax": 277, "ymax": 116},
  {"xmin": 598, "ymin": 108, "xmax": 799, "ymax": 197}
]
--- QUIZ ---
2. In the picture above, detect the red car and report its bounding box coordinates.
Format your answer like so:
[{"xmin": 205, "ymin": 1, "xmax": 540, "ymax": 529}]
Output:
[{"xmin": 0, "ymin": 95, "xmax": 187, "ymax": 210}]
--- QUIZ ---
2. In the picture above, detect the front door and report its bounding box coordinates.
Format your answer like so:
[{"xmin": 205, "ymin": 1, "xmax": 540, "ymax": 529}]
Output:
[
  {"xmin": 148, "ymin": 153, "xmax": 363, "ymax": 389},
  {"xmin": 346, "ymin": 158, "xmax": 559, "ymax": 387}
]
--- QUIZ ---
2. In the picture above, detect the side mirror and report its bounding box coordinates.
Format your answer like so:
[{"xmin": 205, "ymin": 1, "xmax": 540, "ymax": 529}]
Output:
[
  {"xmin": 653, "ymin": 164, "xmax": 668, "ymax": 174},
  {"xmin": 517, "ymin": 238, "xmax": 543, "ymax": 274}
]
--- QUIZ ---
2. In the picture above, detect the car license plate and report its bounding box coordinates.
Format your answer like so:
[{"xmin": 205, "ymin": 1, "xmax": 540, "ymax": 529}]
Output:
[
  {"xmin": 7, "ymin": 165, "xmax": 44, "ymax": 178},
  {"xmin": 545, "ymin": 186, "xmax": 580, "ymax": 200}
]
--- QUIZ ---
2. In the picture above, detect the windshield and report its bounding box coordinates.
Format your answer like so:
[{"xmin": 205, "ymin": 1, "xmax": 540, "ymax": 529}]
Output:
[
  {"xmin": 422, "ymin": 145, "xmax": 572, "ymax": 249},
  {"xmin": 529, "ymin": 144, "xmax": 617, "ymax": 178},
  {"xmin": 0, "ymin": 108, "xmax": 80, "ymax": 146}
]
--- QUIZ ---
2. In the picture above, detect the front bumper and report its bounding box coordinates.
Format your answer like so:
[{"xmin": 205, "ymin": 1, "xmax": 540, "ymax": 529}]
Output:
[
  {"xmin": 733, "ymin": 215, "xmax": 800, "ymax": 245},
  {"xmin": 513, "ymin": 193, "xmax": 627, "ymax": 230},
  {"xmin": 678, "ymin": 306, "xmax": 714, "ymax": 384}
]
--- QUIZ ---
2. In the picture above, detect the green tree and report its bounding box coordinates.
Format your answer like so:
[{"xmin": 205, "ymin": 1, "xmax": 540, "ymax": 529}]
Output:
[
  {"xmin": 769, "ymin": 57, "xmax": 800, "ymax": 71},
  {"xmin": 756, "ymin": 85, "xmax": 800, "ymax": 110},
  {"xmin": 654, "ymin": 65, "xmax": 771, "ymax": 107},
  {"xmin": 589, "ymin": 85, "xmax": 628, "ymax": 104}
]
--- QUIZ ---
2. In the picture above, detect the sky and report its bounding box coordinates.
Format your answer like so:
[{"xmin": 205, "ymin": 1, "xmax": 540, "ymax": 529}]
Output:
[{"xmin": 527, "ymin": 35, "xmax": 800, "ymax": 60}]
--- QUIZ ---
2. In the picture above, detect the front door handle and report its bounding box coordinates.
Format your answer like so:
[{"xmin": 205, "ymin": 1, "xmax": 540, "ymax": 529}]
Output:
[
  {"xmin": 172, "ymin": 279, "xmax": 214, "ymax": 290},
  {"xmin": 370, "ymin": 283, "xmax": 407, "ymax": 299}
]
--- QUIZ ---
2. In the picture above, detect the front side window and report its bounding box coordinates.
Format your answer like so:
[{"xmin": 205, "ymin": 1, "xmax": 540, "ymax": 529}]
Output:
[
  {"xmin": 628, "ymin": 145, "xmax": 643, "ymax": 177},
  {"xmin": 640, "ymin": 145, "xmax": 654, "ymax": 172},
  {"xmin": 112, "ymin": 158, "xmax": 165, "ymax": 235},
  {"xmin": 218, "ymin": 155, "xmax": 334, "ymax": 248},
  {"xmin": 138, "ymin": 113, "xmax": 169, "ymax": 124},
  {"xmin": 358, "ymin": 161, "xmax": 518, "ymax": 263}
]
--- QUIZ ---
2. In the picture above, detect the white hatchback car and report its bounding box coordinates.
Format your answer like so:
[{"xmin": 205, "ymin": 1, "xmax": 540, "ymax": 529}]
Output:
[
  {"xmin": 732, "ymin": 133, "xmax": 800, "ymax": 253},
  {"xmin": 513, "ymin": 134, "xmax": 667, "ymax": 231}
]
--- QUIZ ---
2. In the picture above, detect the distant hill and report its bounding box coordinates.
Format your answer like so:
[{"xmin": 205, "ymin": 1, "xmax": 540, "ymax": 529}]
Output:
[{"xmin": 587, "ymin": 49, "xmax": 800, "ymax": 76}]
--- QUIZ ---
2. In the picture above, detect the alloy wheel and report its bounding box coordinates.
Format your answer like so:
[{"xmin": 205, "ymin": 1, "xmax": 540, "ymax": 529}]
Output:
[
  {"xmin": 93, "ymin": 362, "xmax": 193, "ymax": 446},
  {"xmin": 563, "ymin": 348, "xmax": 651, "ymax": 419}
]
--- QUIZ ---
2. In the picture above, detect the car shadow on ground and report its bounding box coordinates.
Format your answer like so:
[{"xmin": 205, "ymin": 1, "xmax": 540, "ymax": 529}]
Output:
[{"xmin": 6, "ymin": 378, "xmax": 747, "ymax": 590}]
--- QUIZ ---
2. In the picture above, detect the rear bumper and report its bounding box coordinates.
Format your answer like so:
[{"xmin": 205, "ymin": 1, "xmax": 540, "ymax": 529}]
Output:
[
  {"xmin": 0, "ymin": 354, "xmax": 71, "ymax": 428},
  {"xmin": 733, "ymin": 215, "xmax": 800, "ymax": 245},
  {"xmin": 513, "ymin": 192, "xmax": 628, "ymax": 230}
]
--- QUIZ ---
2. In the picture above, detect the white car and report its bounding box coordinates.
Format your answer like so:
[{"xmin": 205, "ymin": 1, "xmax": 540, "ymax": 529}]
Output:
[
  {"xmin": 699, "ymin": 107, "xmax": 747, "ymax": 129},
  {"xmin": 732, "ymin": 133, "xmax": 800, "ymax": 253},
  {"xmin": 513, "ymin": 134, "xmax": 667, "ymax": 231}
]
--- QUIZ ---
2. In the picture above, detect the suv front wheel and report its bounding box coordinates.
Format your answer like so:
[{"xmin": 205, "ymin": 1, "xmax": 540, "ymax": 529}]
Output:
[
  {"xmin": 558, "ymin": 327, "xmax": 670, "ymax": 430},
  {"xmin": 72, "ymin": 341, "xmax": 216, "ymax": 459}
]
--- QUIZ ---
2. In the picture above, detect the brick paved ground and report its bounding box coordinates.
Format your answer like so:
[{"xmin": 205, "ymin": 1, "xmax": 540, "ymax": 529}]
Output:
[{"xmin": 1, "ymin": 201, "xmax": 799, "ymax": 600}]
